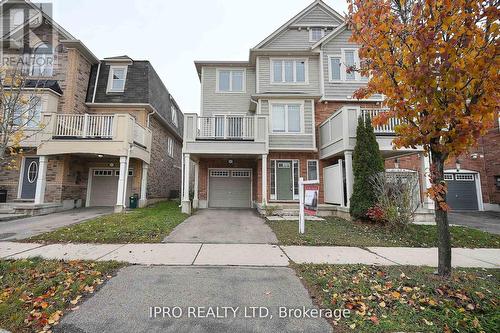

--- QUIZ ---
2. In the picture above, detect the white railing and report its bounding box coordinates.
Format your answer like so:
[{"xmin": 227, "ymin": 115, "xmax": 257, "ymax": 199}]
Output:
[
  {"xmin": 361, "ymin": 108, "xmax": 401, "ymax": 134},
  {"xmin": 55, "ymin": 114, "xmax": 114, "ymax": 138},
  {"xmin": 133, "ymin": 122, "xmax": 147, "ymax": 147},
  {"xmin": 197, "ymin": 116, "xmax": 255, "ymax": 140}
]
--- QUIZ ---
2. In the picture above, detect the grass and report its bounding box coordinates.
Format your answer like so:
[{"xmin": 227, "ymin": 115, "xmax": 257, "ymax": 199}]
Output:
[
  {"xmin": 294, "ymin": 264, "xmax": 500, "ymax": 332},
  {"xmin": 28, "ymin": 201, "xmax": 188, "ymax": 244},
  {"xmin": 267, "ymin": 217, "xmax": 500, "ymax": 248},
  {"xmin": 0, "ymin": 258, "xmax": 125, "ymax": 333}
]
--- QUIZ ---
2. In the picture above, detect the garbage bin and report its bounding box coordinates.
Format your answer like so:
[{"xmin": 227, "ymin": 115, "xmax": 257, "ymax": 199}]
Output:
[
  {"xmin": 129, "ymin": 194, "xmax": 139, "ymax": 209},
  {"xmin": 0, "ymin": 189, "xmax": 7, "ymax": 203}
]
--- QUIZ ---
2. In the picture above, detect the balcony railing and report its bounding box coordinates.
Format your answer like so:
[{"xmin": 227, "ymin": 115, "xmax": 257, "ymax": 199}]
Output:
[
  {"xmin": 133, "ymin": 123, "xmax": 148, "ymax": 147},
  {"xmin": 198, "ymin": 116, "xmax": 255, "ymax": 140},
  {"xmin": 55, "ymin": 114, "xmax": 114, "ymax": 138},
  {"xmin": 361, "ymin": 108, "xmax": 402, "ymax": 134}
]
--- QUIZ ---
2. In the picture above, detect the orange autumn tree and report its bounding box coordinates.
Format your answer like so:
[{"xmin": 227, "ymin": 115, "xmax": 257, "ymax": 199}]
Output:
[{"xmin": 347, "ymin": 0, "xmax": 499, "ymax": 276}]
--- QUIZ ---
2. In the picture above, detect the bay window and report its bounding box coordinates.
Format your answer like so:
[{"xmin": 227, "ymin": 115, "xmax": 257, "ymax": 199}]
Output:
[
  {"xmin": 271, "ymin": 59, "xmax": 307, "ymax": 84},
  {"xmin": 271, "ymin": 103, "xmax": 301, "ymax": 133}
]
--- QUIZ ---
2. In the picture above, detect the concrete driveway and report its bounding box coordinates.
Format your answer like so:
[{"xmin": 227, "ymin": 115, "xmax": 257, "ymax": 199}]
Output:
[
  {"xmin": 449, "ymin": 211, "xmax": 500, "ymax": 235},
  {"xmin": 55, "ymin": 266, "xmax": 332, "ymax": 333},
  {"xmin": 0, "ymin": 207, "xmax": 113, "ymax": 241},
  {"xmin": 163, "ymin": 209, "xmax": 278, "ymax": 244}
]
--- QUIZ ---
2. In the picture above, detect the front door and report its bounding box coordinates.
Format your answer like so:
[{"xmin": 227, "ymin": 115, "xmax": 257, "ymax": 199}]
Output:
[
  {"xmin": 21, "ymin": 157, "xmax": 39, "ymax": 199},
  {"xmin": 277, "ymin": 161, "xmax": 293, "ymax": 200}
]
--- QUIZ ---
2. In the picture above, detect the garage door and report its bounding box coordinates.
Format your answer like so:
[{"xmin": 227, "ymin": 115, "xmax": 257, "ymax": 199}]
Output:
[
  {"xmin": 89, "ymin": 169, "xmax": 133, "ymax": 207},
  {"xmin": 209, "ymin": 169, "xmax": 251, "ymax": 208},
  {"xmin": 445, "ymin": 173, "xmax": 479, "ymax": 210}
]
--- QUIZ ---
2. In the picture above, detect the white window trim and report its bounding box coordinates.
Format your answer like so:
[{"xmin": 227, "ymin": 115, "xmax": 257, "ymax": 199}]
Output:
[
  {"xmin": 327, "ymin": 54, "xmax": 343, "ymax": 82},
  {"xmin": 167, "ymin": 137, "xmax": 174, "ymax": 157},
  {"xmin": 307, "ymin": 160, "xmax": 319, "ymax": 182},
  {"xmin": 215, "ymin": 68, "xmax": 246, "ymax": 93},
  {"xmin": 171, "ymin": 105, "xmax": 178, "ymax": 127},
  {"xmin": 269, "ymin": 100, "xmax": 305, "ymax": 134},
  {"xmin": 270, "ymin": 159, "xmax": 300, "ymax": 201},
  {"xmin": 106, "ymin": 65, "xmax": 128, "ymax": 93},
  {"xmin": 327, "ymin": 49, "xmax": 369, "ymax": 83},
  {"xmin": 270, "ymin": 58, "xmax": 309, "ymax": 85},
  {"xmin": 309, "ymin": 27, "xmax": 325, "ymax": 42}
]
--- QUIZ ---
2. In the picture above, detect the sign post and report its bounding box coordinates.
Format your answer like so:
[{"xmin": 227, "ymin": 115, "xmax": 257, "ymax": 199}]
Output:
[{"xmin": 298, "ymin": 177, "xmax": 319, "ymax": 234}]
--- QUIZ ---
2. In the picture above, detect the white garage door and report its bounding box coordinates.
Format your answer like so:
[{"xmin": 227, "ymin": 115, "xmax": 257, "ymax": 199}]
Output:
[
  {"xmin": 209, "ymin": 169, "xmax": 252, "ymax": 208},
  {"xmin": 89, "ymin": 169, "xmax": 133, "ymax": 207}
]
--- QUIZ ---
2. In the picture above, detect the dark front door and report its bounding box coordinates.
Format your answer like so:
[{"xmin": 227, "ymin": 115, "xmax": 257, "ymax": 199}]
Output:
[
  {"xmin": 21, "ymin": 157, "xmax": 39, "ymax": 199},
  {"xmin": 277, "ymin": 161, "xmax": 293, "ymax": 200}
]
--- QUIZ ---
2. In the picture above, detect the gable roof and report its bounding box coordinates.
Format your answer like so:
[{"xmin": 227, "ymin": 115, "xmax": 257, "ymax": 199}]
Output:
[
  {"xmin": 252, "ymin": 0, "xmax": 344, "ymax": 50},
  {"xmin": 310, "ymin": 22, "xmax": 348, "ymax": 49}
]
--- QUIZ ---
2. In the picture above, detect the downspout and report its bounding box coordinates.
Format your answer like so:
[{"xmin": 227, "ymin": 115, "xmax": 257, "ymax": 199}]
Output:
[
  {"xmin": 147, "ymin": 107, "xmax": 156, "ymax": 127},
  {"xmin": 91, "ymin": 62, "xmax": 101, "ymax": 103},
  {"xmin": 122, "ymin": 144, "xmax": 132, "ymax": 210},
  {"xmin": 179, "ymin": 152, "xmax": 184, "ymax": 208}
]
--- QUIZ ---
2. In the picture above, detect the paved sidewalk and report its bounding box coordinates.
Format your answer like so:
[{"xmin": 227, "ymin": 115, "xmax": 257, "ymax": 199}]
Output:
[{"xmin": 2, "ymin": 241, "xmax": 499, "ymax": 268}]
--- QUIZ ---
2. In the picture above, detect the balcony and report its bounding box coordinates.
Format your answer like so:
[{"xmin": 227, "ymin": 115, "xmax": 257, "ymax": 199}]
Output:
[
  {"xmin": 319, "ymin": 106, "xmax": 421, "ymax": 159},
  {"xmin": 37, "ymin": 113, "xmax": 152, "ymax": 163},
  {"xmin": 183, "ymin": 114, "xmax": 268, "ymax": 155}
]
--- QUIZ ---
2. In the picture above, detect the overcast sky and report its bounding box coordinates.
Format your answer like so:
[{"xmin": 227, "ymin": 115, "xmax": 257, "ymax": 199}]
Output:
[{"xmin": 51, "ymin": 0, "xmax": 348, "ymax": 114}]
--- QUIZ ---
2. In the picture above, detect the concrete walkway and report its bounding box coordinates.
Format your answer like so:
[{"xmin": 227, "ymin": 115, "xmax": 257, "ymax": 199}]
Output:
[
  {"xmin": 2, "ymin": 241, "xmax": 499, "ymax": 268},
  {"xmin": 0, "ymin": 207, "xmax": 113, "ymax": 241},
  {"xmin": 163, "ymin": 209, "xmax": 278, "ymax": 244}
]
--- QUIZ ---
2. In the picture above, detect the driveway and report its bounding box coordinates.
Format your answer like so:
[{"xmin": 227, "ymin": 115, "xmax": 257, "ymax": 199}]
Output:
[
  {"xmin": 55, "ymin": 266, "xmax": 332, "ymax": 333},
  {"xmin": 0, "ymin": 207, "xmax": 113, "ymax": 241},
  {"xmin": 449, "ymin": 211, "xmax": 500, "ymax": 235},
  {"xmin": 163, "ymin": 209, "xmax": 278, "ymax": 244}
]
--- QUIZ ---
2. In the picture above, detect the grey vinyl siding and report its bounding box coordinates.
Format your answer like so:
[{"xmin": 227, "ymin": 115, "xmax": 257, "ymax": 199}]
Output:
[
  {"xmin": 257, "ymin": 56, "xmax": 320, "ymax": 95},
  {"xmin": 294, "ymin": 6, "xmax": 342, "ymax": 26},
  {"xmin": 322, "ymin": 29, "xmax": 383, "ymax": 101},
  {"xmin": 201, "ymin": 67, "xmax": 256, "ymax": 116},
  {"xmin": 262, "ymin": 99, "xmax": 315, "ymax": 150}
]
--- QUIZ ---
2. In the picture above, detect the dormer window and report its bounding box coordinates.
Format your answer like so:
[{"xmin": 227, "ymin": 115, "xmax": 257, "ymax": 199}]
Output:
[
  {"xmin": 171, "ymin": 105, "xmax": 178, "ymax": 127},
  {"xmin": 310, "ymin": 27, "xmax": 325, "ymax": 42},
  {"xmin": 107, "ymin": 66, "xmax": 128, "ymax": 93}
]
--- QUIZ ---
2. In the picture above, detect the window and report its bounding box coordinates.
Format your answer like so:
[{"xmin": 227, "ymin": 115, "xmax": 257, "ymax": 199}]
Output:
[
  {"xmin": 167, "ymin": 137, "xmax": 174, "ymax": 157},
  {"xmin": 307, "ymin": 160, "xmax": 319, "ymax": 181},
  {"xmin": 310, "ymin": 27, "xmax": 325, "ymax": 42},
  {"xmin": 12, "ymin": 97, "xmax": 42, "ymax": 127},
  {"xmin": 455, "ymin": 174, "xmax": 474, "ymax": 181},
  {"xmin": 270, "ymin": 160, "xmax": 276, "ymax": 200},
  {"xmin": 217, "ymin": 69, "xmax": 245, "ymax": 92},
  {"xmin": 27, "ymin": 161, "xmax": 38, "ymax": 183},
  {"xmin": 115, "ymin": 169, "xmax": 133, "ymax": 177},
  {"xmin": 270, "ymin": 160, "xmax": 300, "ymax": 201},
  {"xmin": 30, "ymin": 44, "xmax": 53, "ymax": 77},
  {"xmin": 329, "ymin": 56, "xmax": 341, "ymax": 81},
  {"xmin": 171, "ymin": 105, "xmax": 178, "ymax": 127},
  {"xmin": 232, "ymin": 170, "xmax": 251, "ymax": 177},
  {"xmin": 10, "ymin": 8, "xmax": 24, "ymax": 31},
  {"xmin": 107, "ymin": 66, "xmax": 128, "ymax": 93},
  {"xmin": 271, "ymin": 59, "xmax": 307, "ymax": 83},
  {"xmin": 444, "ymin": 174, "xmax": 454, "ymax": 181},
  {"xmin": 210, "ymin": 170, "xmax": 229, "ymax": 177},
  {"xmin": 344, "ymin": 50, "xmax": 356, "ymax": 81},
  {"xmin": 271, "ymin": 103, "xmax": 301, "ymax": 133},
  {"xmin": 94, "ymin": 170, "xmax": 113, "ymax": 176}
]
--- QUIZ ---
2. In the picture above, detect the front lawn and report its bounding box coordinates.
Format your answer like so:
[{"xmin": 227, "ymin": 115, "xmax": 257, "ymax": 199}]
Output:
[
  {"xmin": 294, "ymin": 264, "xmax": 499, "ymax": 332},
  {"xmin": 267, "ymin": 217, "xmax": 500, "ymax": 248},
  {"xmin": 0, "ymin": 258, "xmax": 124, "ymax": 333},
  {"xmin": 29, "ymin": 201, "xmax": 188, "ymax": 244}
]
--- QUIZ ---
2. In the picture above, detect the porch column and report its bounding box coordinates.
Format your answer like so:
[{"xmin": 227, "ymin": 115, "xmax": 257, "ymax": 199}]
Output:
[
  {"xmin": 181, "ymin": 153, "xmax": 192, "ymax": 214},
  {"xmin": 344, "ymin": 151, "xmax": 354, "ymax": 207},
  {"xmin": 420, "ymin": 153, "xmax": 435, "ymax": 209},
  {"xmin": 115, "ymin": 156, "xmax": 127, "ymax": 212},
  {"xmin": 139, "ymin": 162, "xmax": 149, "ymax": 208},
  {"xmin": 261, "ymin": 154, "xmax": 268, "ymax": 206},
  {"xmin": 34, "ymin": 156, "xmax": 48, "ymax": 205},
  {"xmin": 192, "ymin": 161, "xmax": 199, "ymax": 209}
]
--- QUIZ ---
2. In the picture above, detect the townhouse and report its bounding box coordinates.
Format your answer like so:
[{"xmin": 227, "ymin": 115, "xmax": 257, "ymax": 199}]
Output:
[
  {"xmin": 0, "ymin": 0, "xmax": 183, "ymax": 215},
  {"xmin": 181, "ymin": 0, "xmax": 429, "ymax": 216}
]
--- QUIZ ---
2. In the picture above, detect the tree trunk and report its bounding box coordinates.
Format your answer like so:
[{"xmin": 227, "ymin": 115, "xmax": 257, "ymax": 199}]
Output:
[{"xmin": 431, "ymin": 151, "xmax": 452, "ymax": 277}]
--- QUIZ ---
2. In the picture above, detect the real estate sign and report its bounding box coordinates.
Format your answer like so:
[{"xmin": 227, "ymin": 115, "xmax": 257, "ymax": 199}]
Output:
[{"xmin": 304, "ymin": 184, "xmax": 319, "ymax": 216}]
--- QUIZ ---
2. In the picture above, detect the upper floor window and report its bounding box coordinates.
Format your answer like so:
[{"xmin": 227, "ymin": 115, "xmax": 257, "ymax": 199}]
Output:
[
  {"xmin": 271, "ymin": 103, "xmax": 301, "ymax": 133},
  {"xmin": 10, "ymin": 8, "xmax": 24, "ymax": 31},
  {"xmin": 217, "ymin": 69, "xmax": 245, "ymax": 92},
  {"xmin": 310, "ymin": 27, "xmax": 325, "ymax": 42},
  {"xmin": 30, "ymin": 43, "xmax": 53, "ymax": 77},
  {"xmin": 167, "ymin": 137, "xmax": 174, "ymax": 157},
  {"xmin": 271, "ymin": 59, "xmax": 307, "ymax": 84},
  {"xmin": 13, "ymin": 96, "xmax": 42, "ymax": 128},
  {"xmin": 328, "ymin": 49, "xmax": 368, "ymax": 82},
  {"xmin": 107, "ymin": 66, "xmax": 128, "ymax": 93},
  {"xmin": 171, "ymin": 105, "xmax": 178, "ymax": 127}
]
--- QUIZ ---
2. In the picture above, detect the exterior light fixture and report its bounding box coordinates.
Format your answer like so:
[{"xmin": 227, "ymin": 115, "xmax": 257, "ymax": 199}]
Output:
[
  {"xmin": 97, "ymin": 154, "xmax": 104, "ymax": 158},
  {"xmin": 455, "ymin": 159, "xmax": 461, "ymax": 171}
]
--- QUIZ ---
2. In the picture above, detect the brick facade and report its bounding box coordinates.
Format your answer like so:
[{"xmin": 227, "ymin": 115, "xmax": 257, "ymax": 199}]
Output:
[{"xmin": 147, "ymin": 117, "xmax": 182, "ymax": 199}]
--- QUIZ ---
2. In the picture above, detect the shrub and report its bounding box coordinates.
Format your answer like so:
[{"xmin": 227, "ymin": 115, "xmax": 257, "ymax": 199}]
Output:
[
  {"xmin": 263, "ymin": 204, "xmax": 279, "ymax": 216},
  {"xmin": 350, "ymin": 115, "xmax": 385, "ymax": 220}
]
